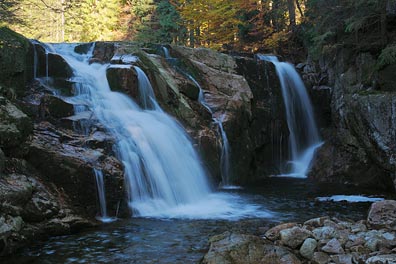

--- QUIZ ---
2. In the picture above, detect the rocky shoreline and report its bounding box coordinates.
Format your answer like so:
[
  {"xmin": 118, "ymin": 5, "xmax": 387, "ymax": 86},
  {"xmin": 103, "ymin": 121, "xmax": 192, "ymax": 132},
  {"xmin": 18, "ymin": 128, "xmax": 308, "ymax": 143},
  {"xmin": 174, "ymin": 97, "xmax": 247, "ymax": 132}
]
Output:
[{"xmin": 202, "ymin": 200, "xmax": 396, "ymax": 264}]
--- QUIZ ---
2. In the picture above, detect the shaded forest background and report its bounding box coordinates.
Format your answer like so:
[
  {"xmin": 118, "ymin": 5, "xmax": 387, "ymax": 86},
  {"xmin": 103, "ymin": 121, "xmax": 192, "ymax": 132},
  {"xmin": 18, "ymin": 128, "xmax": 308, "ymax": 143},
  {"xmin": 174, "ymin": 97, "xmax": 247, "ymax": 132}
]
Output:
[{"xmin": 1, "ymin": 0, "xmax": 395, "ymax": 61}]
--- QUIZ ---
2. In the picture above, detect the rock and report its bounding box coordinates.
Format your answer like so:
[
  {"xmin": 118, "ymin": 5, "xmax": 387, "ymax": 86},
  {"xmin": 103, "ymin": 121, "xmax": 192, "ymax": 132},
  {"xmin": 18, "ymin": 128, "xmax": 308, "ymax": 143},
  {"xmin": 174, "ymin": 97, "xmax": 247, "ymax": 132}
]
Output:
[
  {"xmin": 202, "ymin": 232, "xmax": 301, "ymax": 264},
  {"xmin": 366, "ymin": 254, "xmax": 396, "ymax": 264},
  {"xmin": 322, "ymin": 238, "xmax": 345, "ymax": 254},
  {"xmin": 0, "ymin": 97, "xmax": 33, "ymax": 150},
  {"xmin": 91, "ymin": 42, "xmax": 115, "ymax": 63},
  {"xmin": 264, "ymin": 222, "xmax": 298, "ymax": 241},
  {"xmin": 106, "ymin": 65, "xmax": 139, "ymax": 100},
  {"xmin": 280, "ymin": 226, "xmax": 313, "ymax": 249},
  {"xmin": 367, "ymin": 200, "xmax": 396, "ymax": 230},
  {"xmin": 0, "ymin": 27, "xmax": 33, "ymax": 97},
  {"xmin": 299, "ymin": 238, "xmax": 317, "ymax": 259},
  {"xmin": 74, "ymin": 43, "xmax": 93, "ymax": 54},
  {"xmin": 330, "ymin": 254, "xmax": 353, "ymax": 264},
  {"xmin": 304, "ymin": 216, "xmax": 330, "ymax": 228},
  {"xmin": 312, "ymin": 252, "xmax": 330, "ymax": 264},
  {"xmin": 39, "ymin": 94, "xmax": 74, "ymax": 119},
  {"xmin": 27, "ymin": 122, "xmax": 124, "ymax": 216},
  {"xmin": 312, "ymin": 226, "xmax": 339, "ymax": 240}
]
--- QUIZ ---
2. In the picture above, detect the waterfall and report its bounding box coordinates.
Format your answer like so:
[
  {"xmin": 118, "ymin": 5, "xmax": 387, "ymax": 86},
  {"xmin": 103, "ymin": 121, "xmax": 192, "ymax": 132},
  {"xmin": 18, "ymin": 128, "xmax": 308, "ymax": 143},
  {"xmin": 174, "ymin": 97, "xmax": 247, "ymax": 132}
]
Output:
[
  {"xmin": 257, "ymin": 55, "xmax": 322, "ymax": 178},
  {"xmin": 93, "ymin": 168, "xmax": 115, "ymax": 222},
  {"xmin": 36, "ymin": 43, "xmax": 272, "ymax": 220},
  {"xmin": 161, "ymin": 47, "xmax": 233, "ymax": 187},
  {"xmin": 50, "ymin": 44, "xmax": 213, "ymax": 217}
]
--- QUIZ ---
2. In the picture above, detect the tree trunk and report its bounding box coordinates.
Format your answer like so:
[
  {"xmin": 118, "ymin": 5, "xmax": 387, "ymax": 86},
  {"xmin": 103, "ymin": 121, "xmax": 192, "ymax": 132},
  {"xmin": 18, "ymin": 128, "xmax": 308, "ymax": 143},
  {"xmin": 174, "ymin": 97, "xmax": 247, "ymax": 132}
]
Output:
[{"xmin": 287, "ymin": 0, "xmax": 296, "ymax": 30}]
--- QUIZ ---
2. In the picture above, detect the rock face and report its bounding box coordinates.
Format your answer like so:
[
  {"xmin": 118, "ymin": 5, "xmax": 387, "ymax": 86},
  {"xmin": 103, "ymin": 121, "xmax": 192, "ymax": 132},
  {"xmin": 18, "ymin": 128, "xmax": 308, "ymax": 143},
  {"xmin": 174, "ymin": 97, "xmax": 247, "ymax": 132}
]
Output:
[
  {"xmin": 204, "ymin": 201, "xmax": 396, "ymax": 263},
  {"xmin": 306, "ymin": 49, "xmax": 396, "ymax": 192}
]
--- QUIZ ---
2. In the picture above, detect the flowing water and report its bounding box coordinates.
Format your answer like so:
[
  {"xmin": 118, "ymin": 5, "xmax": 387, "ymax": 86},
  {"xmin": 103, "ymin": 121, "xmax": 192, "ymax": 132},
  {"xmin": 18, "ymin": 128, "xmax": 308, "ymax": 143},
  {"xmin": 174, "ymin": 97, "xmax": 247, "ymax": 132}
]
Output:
[
  {"xmin": 162, "ymin": 47, "xmax": 233, "ymax": 187},
  {"xmin": 49, "ymin": 43, "xmax": 268, "ymax": 219},
  {"xmin": 257, "ymin": 55, "xmax": 322, "ymax": 178}
]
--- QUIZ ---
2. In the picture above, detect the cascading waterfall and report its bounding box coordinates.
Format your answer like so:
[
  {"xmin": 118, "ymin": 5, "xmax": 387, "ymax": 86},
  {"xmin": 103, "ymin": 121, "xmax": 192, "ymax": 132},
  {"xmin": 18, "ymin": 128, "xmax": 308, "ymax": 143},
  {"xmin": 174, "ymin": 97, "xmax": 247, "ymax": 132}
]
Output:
[
  {"xmin": 257, "ymin": 55, "xmax": 322, "ymax": 178},
  {"xmin": 48, "ymin": 43, "xmax": 268, "ymax": 219},
  {"xmin": 161, "ymin": 47, "xmax": 233, "ymax": 187}
]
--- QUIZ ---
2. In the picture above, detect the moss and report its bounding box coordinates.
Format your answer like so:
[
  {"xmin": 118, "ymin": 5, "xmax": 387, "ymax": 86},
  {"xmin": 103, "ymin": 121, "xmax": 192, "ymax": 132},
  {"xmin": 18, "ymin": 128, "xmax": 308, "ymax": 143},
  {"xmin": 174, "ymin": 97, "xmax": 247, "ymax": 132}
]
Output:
[{"xmin": 377, "ymin": 45, "xmax": 396, "ymax": 70}]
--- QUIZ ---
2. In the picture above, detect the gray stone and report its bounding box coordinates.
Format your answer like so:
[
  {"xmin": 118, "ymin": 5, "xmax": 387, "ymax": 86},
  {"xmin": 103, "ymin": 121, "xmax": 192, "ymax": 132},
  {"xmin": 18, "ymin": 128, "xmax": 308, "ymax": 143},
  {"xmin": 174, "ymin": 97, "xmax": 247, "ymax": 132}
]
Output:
[
  {"xmin": 366, "ymin": 254, "xmax": 396, "ymax": 264},
  {"xmin": 367, "ymin": 200, "xmax": 396, "ymax": 231},
  {"xmin": 280, "ymin": 226, "xmax": 313, "ymax": 249},
  {"xmin": 322, "ymin": 238, "xmax": 345, "ymax": 254},
  {"xmin": 299, "ymin": 238, "xmax": 317, "ymax": 259},
  {"xmin": 330, "ymin": 254, "xmax": 353, "ymax": 264},
  {"xmin": 312, "ymin": 252, "xmax": 330, "ymax": 264},
  {"xmin": 313, "ymin": 226, "xmax": 339, "ymax": 240}
]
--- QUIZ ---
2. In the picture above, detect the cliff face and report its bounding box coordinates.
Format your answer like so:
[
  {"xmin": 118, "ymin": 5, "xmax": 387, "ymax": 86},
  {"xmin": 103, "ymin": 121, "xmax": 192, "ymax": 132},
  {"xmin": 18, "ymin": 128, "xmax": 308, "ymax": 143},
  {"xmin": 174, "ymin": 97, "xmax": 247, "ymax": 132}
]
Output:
[{"xmin": 305, "ymin": 49, "xmax": 396, "ymax": 192}]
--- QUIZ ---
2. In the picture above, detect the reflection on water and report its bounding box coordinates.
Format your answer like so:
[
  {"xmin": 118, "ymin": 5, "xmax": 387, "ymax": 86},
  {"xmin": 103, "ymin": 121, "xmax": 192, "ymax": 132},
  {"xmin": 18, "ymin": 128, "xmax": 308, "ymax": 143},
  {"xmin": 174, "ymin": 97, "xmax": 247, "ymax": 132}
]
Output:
[{"xmin": 4, "ymin": 178, "xmax": 387, "ymax": 264}]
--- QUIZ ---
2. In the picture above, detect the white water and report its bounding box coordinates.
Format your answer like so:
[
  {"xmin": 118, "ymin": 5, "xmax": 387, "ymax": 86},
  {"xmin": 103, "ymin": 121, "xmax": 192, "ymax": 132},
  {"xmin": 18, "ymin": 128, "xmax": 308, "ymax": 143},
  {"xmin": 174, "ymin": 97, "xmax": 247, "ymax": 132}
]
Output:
[
  {"xmin": 316, "ymin": 195, "xmax": 384, "ymax": 203},
  {"xmin": 93, "ymin": 168, "xmax": 116, "ymax": 223},
  {"xmin": 48, "ymin": 43, "xmax": 268, "ymax": 220},
  {"xmin": 162, "ymin": 47, "xmax": 233, "ymax": 187},
  {"xmin": 258, "ymin": 55, "xmax": 322, "ymax": 178}
]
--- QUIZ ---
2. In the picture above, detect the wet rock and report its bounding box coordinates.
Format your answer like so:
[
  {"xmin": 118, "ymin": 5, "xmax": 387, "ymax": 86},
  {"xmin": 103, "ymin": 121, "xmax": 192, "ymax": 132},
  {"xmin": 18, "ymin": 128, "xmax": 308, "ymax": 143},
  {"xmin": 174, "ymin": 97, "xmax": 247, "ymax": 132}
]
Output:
[
  {"xmin": 106, "ymin": 65, "xmax": 139, "ymax": 100},
  {"xmin": 280, "ymin": 226, "xmax": 313, "ymax": 249},
  {"xmin": 264, "ymin": 222, "xmax": 298, "ymax": 241},
  {"xmin": 27, "ymin": 122, "xmax": 124, "ymax": 216},
  {"xmin": 91, "ymin": 42, "xmax": 115, "ymax": 63},
  {"xmin": 322, "ymin": 238, "xmax": 345, "ymax": 254},
  {"xmin": 367, "ymin": 200, "xmax": 396, "ymax": 230},
  {"xmin": 202, "ymin": 232, "xmax": 301, "ymax": 264},
  {"xmin": 299, "ymin": 238, "xmax": 317, "ymax": 259},
  {"xmin": 39, "ymin": 94, "xmax": 74, "ymax": 119},
  {"xmin": 74, "ymin": 43, "xmax": 93, "ymax": 55}
]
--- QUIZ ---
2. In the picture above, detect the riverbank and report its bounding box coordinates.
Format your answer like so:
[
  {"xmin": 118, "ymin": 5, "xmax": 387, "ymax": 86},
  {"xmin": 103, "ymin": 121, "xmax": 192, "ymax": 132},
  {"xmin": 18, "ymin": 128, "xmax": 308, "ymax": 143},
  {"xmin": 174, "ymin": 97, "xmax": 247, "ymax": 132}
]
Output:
[{"xmin": 203, "ymin": 200, "xmax": 396, "ymax": 264}]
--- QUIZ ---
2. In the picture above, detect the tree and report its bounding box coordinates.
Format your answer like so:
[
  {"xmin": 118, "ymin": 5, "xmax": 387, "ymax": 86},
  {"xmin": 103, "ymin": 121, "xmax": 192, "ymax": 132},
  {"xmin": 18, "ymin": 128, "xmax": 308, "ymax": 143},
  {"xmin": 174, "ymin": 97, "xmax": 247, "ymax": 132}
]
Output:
[{"xmin": 177, "ymin": 0, "xmax": 244, "ymax": 49}]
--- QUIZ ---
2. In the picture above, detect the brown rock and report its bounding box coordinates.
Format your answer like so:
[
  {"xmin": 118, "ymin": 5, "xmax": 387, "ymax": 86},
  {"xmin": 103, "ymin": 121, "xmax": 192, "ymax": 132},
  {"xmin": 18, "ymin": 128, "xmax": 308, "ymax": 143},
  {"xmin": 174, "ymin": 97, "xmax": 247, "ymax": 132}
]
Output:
[
  {"xmin": 279, "ymin": 226, "xmax": 313, "ymax": 249},
  {"xmin": 264, "ymin": 222, "xmax": 298, "ymax": 241},
  {"xmin": 367, "ymin": 200, "xmax": 396, "ymax": 230}
]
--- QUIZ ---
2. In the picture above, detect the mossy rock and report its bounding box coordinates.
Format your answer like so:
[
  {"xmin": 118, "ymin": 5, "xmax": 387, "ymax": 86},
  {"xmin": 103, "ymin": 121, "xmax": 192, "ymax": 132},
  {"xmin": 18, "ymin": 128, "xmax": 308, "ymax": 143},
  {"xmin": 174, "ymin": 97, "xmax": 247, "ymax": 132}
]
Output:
[{"xmin": 0, "ymin": 27, "xmax": 33, "ymax": 97}]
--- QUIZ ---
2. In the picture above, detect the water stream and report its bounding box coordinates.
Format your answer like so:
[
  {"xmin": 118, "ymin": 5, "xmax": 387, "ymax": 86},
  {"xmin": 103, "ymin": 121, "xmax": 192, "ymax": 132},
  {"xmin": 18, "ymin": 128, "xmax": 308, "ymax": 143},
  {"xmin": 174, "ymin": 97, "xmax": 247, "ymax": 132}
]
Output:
[{"xmin": 257, "ymin": 55, "xmax": 323, "ymax": 178}]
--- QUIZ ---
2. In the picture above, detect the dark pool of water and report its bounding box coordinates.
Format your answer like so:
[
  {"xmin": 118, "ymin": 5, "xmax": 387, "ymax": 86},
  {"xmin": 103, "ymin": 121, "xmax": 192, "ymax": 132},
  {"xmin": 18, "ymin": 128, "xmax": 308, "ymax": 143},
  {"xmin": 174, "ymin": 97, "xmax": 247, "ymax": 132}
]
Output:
[{"xmin": 3, "ymin": 178, "xmax": 389, "ymax": 263}]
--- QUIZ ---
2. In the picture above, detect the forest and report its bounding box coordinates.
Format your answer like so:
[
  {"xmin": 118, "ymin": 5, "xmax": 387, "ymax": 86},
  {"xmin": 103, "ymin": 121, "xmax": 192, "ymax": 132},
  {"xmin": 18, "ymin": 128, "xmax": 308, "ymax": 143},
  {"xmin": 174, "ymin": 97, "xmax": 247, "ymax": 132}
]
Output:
[{"xmin": 1, "ymin": 0, "xmax": 392, "ymax": 58}]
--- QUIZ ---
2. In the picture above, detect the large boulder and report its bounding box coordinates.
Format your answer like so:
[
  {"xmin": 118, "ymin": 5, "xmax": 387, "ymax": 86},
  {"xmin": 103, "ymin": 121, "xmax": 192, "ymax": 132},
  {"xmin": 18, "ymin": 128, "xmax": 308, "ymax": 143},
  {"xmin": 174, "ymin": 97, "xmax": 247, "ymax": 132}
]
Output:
[
  {"xmin": 367, "ymin": 200, "xmax": 396, "ymax": 231},
  {"xmin": 27, "ymin": 122, "xmax": 124, "ymax": 217}
]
